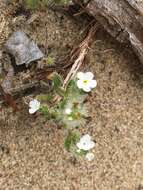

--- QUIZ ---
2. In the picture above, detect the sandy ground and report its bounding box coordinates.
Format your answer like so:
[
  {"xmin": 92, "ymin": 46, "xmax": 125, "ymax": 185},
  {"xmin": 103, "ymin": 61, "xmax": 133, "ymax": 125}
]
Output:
[{"xmin": 0, "ymin": 2, "xmax": 143, "ymax": 190}]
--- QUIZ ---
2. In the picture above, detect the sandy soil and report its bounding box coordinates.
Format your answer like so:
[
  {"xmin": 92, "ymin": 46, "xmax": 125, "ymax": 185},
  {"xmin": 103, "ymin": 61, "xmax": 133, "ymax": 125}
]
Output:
[{"xmin": 0, "ymin": 2, "xmax": 143, "ymax": 190}]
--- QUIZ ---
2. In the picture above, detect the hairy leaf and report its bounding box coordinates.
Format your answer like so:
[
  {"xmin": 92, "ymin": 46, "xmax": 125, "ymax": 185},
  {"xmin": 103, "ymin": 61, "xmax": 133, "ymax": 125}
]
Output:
[
  {"xmin": 64, "ymin": 132, "xmax": 79, "ymax": 151},
  {"xmin": 52, "ymin": 73, "xmax": 63, "ymax": 92}
]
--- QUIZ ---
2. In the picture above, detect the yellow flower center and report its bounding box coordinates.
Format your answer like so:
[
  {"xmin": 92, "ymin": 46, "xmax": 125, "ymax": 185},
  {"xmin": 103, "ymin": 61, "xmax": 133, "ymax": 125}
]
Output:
[{"xmin": 83, "ymin": 80, "xmax": 88, "ymax": 84}]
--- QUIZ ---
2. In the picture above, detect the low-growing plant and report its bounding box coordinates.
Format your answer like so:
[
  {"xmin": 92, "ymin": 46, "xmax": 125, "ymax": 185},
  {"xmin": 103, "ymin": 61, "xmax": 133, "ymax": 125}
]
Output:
[{"xmin": 29, "ymin": 71, "xmax": 97, "ymax": 160}]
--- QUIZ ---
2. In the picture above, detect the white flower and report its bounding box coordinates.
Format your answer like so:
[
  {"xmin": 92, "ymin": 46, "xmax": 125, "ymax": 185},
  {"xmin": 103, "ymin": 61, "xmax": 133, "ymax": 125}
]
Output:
[
  {"xmin": 29, "ymin": 99, "xmax": 40, "ymax": 114},
  {"xmin": 85, "ymin": 152, "xmax": 95, "ymax": 161},
  {"xmin": 77, "ymin": 72, "xmax": 97, "ymax": 92},
  {"xmin": 76, "ymin": 134, "xmax": 95, "ymax": 151},
  {"xmin": 65, "ymin": 108, "xmax": 72, "ymax": 115}
]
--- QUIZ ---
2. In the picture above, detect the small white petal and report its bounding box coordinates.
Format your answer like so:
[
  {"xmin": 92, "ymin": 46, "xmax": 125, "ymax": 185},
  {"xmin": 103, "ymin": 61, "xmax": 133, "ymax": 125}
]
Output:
[
  {"xmin": 77, "ymin": 80, "xmax": 84, "ymax": 89},
  {"xmin": 65, "ymin": 108, "xmax": 72, "ymax": 115},
  {"xmin": 89, "ymin": 80, "xmax": 97, "ymax": 88},
  {"xmin": 81, "ymin": 134, "xmax": 91, "ymax": 141},
  {"xmin": 88, "ymin": 141, "xmax": 95, "ymax": 149},
  {"xmin": 29, "ymin": 108, "xmax": 37, "ymax": 114},
  {"xmin": 29, "ymin": 99, "xmax": 40, "ymax": 108},
  {"xmin": 82, "ymin": 142, "xmax": 95, "ymax": 151},
  {"xmin": 29, "ymin": 100, "xmax": 35, "ymax": 108},
  {"xmin": 77, "ymin": 72, "xmax": 84, "ymax": 79},
  {"xmin": 85, "ymin": 72, "xmax": 94, "ymax": 80},
  {"xmin": 82, "ymin": 85, "xmax": 91, "ymax": 92},
  {"xmin": 76, "ymin": 142, "xmax": 92, "ymax": 151},
  {"xmin": 76, "ymin": 142, "xmax": 83, "ymax": 150},
  {"xmin": 85, "ymin": 152, "xmax": 95, "ymax": 161},
  {"xmin": 29, "ymin": 99, "xmax": 40, "ymax": 114}
]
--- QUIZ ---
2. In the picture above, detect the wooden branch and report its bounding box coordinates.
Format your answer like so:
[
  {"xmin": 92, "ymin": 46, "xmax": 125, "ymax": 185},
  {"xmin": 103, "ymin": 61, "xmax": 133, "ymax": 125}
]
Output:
[
  {"xmin": 0, "ymin": 81, "xmax": 40, "ymax": 105},
  {"xmin": 86, "ymin": 0, "xmax": 143, "ymax": 64}
]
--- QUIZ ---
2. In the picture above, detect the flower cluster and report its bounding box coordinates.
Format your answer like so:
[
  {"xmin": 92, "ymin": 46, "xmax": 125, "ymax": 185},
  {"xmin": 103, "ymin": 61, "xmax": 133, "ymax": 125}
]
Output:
[
  {"xmin": 76, "ymin": 134, "xmax": 95, "ymax": 161},
  {"xmin": 76, "ymin": 134, "xmax": 95, "ymax": 151},
  {"xmin": 28, "ymin": 71, "xmax": 97, "ymax": 161}
]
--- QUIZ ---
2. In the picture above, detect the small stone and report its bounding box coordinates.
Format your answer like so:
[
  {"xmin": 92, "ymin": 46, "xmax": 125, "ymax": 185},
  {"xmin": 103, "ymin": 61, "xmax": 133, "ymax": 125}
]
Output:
[{"xmin": 5, "ymin": 31, "xmax": 44, "ymax": 66}]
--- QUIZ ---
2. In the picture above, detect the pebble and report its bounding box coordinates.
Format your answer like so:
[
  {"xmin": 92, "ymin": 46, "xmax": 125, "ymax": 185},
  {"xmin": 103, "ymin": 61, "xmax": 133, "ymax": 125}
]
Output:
[{"xmin": 5, "ymin": 31, "xmax": 44, "ymax": 66}]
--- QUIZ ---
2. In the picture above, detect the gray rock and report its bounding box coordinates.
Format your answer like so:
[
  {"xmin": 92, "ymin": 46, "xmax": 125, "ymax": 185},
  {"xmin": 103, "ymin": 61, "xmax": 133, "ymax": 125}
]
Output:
[{"xmin": 5, "ymin": 31, "xmax": 44, "ymax": 66}]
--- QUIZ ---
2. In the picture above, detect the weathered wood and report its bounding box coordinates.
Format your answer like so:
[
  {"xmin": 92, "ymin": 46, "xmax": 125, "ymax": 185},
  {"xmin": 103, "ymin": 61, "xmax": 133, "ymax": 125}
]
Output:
[
  {"xmin": 0, "ymin": 81, "xmax": 40, "ymax": 105},
  {"xmin": 86, "ymin": 0, "xmax": 143, "ymax": 63}
]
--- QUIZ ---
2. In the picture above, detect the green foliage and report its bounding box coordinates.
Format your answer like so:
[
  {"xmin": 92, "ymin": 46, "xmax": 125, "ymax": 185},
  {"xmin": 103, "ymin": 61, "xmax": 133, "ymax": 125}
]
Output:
[
  {"xmin": 36, "ymin": 94, "xmax": 53, "ymax": 103},
  {"xmin": 37, "ymin": 72, "xmax": 89, "ymax": 154},
  {"xmin": 65, "ymin": 80, "xmax": 87, "ymax": 103},
  {"xmin": 24, "ymin": 0, "xmax": 70, "ymax": 9},
  {"xmin": 25, "ymin": 0, "xmax": 39, "ymax": 8},
  {"xmin": 76, "ymin": 149, "xmax": 88, "ymax": 156},
  {"xmin": 46, "ymin": 55, "xmax": 55, "ymax": 66},
  {"xmin": 52, "ymin": 73, "xmax": 65, "ymax": 96},
  {"xmin": 37, "ymin": 72, "xmax": 88, "ymax": 128},
  {"xmin": 39, "ymin": 105, "xmax": 58, "ymax": 119},
  {"xmin": 64, "ymin": 131, "xmax": 80, "ymax": 151},
  {"xmin": 64, "ymin": 132, "xmax": 87, "ymax": 156},
  {"xmin": 52, "ymin": 73, "xmax": 63, "ymax": 91},
  {"xmin": 39, "ymin": 105, "xmax": 49, "ymax": 116}
]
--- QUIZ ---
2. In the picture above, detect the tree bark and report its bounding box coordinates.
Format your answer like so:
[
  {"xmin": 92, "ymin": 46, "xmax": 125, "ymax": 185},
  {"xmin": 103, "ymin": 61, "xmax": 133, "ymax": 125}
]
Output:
[{"xmin": 86, "ymin": 0, "xmax": 143, "ymax": 64}]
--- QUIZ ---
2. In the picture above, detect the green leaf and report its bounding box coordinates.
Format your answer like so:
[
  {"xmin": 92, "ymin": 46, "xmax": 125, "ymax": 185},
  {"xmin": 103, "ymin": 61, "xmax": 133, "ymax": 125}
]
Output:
[
  {"xmin": 64, "ymin": 131, "xmax": 79, "ymax": 151},
  {"xmin": 76, "ymin": 149, "xmax": 88, "ymax": 156},
  {"xmin": 39, "ymin": 105, "xmax": 49, "ymax": 116},
  {"xmin": 24, "ymin": 0, "xmax": 70, "ymax": 9},
  {"xmin": 66, "ymin": 80, "xmax": 84, "ymax": 96},
  {"xmin": 65, "ymin": 79, "xmax": 87, "ymax": 104},
  {"xmin": 25, "ymin": 0, "xmax": 39, "ymax": 8},
  {"xmin": 66, "ymin": 80, "xmax": 77, "ymax": 95},
  {"xmin": 46, "ymin": 55, "xmax": 54, "ymax": 65},
  {"xmin": 52, "ymin": 73, "xmax": 63, "ymax": 90},
  {"xmin": 36, "ymin": 94, "xmax": 53, "ymax": 102},
  {"xmin": 58, "ymin": 98, "xmax": 67, "ymax": 110},
  {"xmin": 40, "ymin": 105, "xmax": 56, "ymax": 120}
]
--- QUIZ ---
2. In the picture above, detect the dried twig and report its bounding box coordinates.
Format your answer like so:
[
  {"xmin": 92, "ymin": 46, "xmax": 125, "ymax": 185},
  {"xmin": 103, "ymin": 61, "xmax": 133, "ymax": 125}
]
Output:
[
  {"xmin": 0, "ymin": 81, "xmax": 40, "ymax": 105},
  {"xmin": 63, "ymin": 22, "xmax": 99, "ymax": 89},
  {"xmin": 0, "ymin": 16, "xmax": 6, "ymax": 36},
  {"xmin": 53, "ymin": 22, "xmax": 99, "ymax": 103}
]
